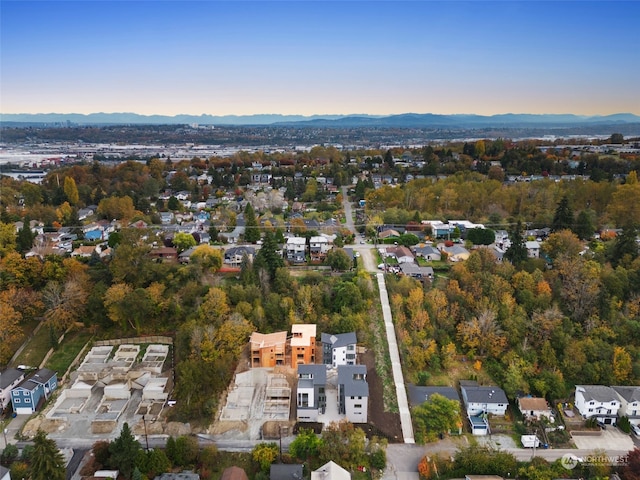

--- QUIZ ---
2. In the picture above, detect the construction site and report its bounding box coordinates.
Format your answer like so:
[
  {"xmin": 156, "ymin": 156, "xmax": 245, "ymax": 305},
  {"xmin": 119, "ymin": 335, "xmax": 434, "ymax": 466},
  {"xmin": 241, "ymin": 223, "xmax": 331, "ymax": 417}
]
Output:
[{"xmin": 23, "ymin": 343, "xmax": 173, "ymax": 440}]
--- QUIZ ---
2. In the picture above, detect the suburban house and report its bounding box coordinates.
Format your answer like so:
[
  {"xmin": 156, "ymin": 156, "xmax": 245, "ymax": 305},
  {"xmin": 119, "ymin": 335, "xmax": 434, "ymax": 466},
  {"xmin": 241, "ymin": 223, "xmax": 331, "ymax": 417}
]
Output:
[
  {"xmin": 311, "ymin": 461, "xmax": 351, "ymax": 480},
  {"xmin": 525, "ymin": 241, "xmax": 541, "ymax": 258},
  {"xmin": 574, "ymin": 385, "xmax": 621, "ymax": 425},
  {"xmin": 399, "ymin": 263, "xmax": 433, "ymax": 279},
  {"xmin": 613, "ymin": 386, "xmax": 640, "ymax": 425},
  {"xmin": 285, "ymin": 236, "xmax": 307, "ymax": 263},
  {"xmin": 517, "ymin": 396, "xmax": 553, "ymax": 422},
  {"xmin": 460, "ymin": 381, "xmax": 508, "ymax": 435},
  {"xmin": 290, "ymin": 324, "xmax": 317, "ymax": 365},
  {"xmin": 460, "ymin": 382, "xmax": 508, "ymax": 416},
  {"xmin": 224, "ymin": 246, "xmax": 255, "ymax": 266},
  {"xmin": 378, "ymin": 229, "xmax": 400, "ymax": 240},
  {"xmin": 338, "ymin": 365, "xmax": 368, "ymax": 423},
  {"xmin": 270, "ymin": 464, "xmax": 303, "ymax": 480},
  {"xmin": 309, "ymin": 235, "xmax": 332, "ymax": 261},
  {"xmin": 10, "ymin": 368, "xmax": 58, "ymax": 414},
  {"xmin": 148, "ymin": 247, "xmax": 178, "ymax": 263},
  {"xmin": 408, "ymin": 385, "xmax": 460, "ymax": 408},
  {"xmin": 386, "ymin": 246, "xmax": 415, "ymax": 263},
  {"xmin": 296, "ymin": 364, "xmax": 327, "ymax": 422},
  {"xmin": 421, "ymin": 220, "xmax": 453, "ymax": 238},
  {"xmin": 1, "ymin": 465, "xmax": 10, "ymax": 480},
  {"xmin": 412, "ymin": 245, "xmax": 441, "ymax": 262},
  {"xmin": 159, "ymin": 212, "xmax": 175, "ymax": 225},
  {"xmin": 0, "ymin": 368, "xmax": 25, "ymax": 412},
  {"xmin": 321, "ymin": 332, "xmax": 357, "ymax": 367},
  {"xmin": 250, "ymin": 331, "xmax": 287, "ymax": 368},
  {"xmin": 440, "ymin": 244, "xmax": 470, "ymax": 262}
]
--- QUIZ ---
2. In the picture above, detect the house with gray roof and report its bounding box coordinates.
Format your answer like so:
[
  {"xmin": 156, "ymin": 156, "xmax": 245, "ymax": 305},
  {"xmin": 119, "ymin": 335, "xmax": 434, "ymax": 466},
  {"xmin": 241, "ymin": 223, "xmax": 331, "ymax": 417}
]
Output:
[
  {"xmin": 296, "ymin": 364, "xmax": 327, "ymax": 422},
  {"xmin": 10, "ymin": 368, "xmax": 57, "ymax": 414},
  {"xmin": 613, "ymin": 386, "xmax": 640, "ymax": 425},
  {"xmin": 575, "ymin": 385, "xmax": 620, "ymax": 425},
  {"xmin": 270, "ymin": 464, "xmax": 303, "ymax": 480},
  {"xmin": 399, "ymin": 263, "xmax": 433, "ymax": 279},
  {"xmin": 321, "ymin": 332, "xmax": 357, "ymax": 367},
  {"xmin": 460, "ymin": 381, "xmax": 508, "ymax": 416},
  {"xmin": 224, "ymin": 246, "xmax": 255, "ymax": 266},
  {"xmin": 412, "ymin": 245, "xmax": 441, "ymax": 262},
  {"xmin": 408, "ymin": 385, "xmax": 460, "ymax": 408},
  {"xmin": 0, "ymin": 368, "xmax": 25, "ymax": 412},
  {"xmin": 1, "ymin": 465, "xmax": 10, "ymax": 480},
  {"xmin": 338, "ymin": 365, "xmax": 368, "ymax": 423}
]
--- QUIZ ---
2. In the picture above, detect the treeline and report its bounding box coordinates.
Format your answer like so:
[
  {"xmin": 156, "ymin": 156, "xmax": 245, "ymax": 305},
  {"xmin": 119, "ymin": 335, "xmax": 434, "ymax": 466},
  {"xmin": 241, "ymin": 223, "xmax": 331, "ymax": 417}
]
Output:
[
  {"xmin": 387, "ymin": 227, "xmax": 640, "ymax": 399},
  {"xmin": 365, "ymin": 171, "xmax": 640, "ymax": 229}
]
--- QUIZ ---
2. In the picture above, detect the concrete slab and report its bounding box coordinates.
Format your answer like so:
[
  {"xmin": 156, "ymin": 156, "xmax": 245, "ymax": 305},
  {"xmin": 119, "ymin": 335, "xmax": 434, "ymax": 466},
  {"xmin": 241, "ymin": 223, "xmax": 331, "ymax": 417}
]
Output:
[{"xmin": 572, "ymin": 429, "xmax": 634, "ymax": 451}]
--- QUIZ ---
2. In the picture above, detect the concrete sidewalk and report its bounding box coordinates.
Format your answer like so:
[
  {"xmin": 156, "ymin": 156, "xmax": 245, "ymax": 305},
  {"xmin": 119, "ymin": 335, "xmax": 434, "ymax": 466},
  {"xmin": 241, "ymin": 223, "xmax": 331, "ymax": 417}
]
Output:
[{"xmin": 377, "ymin": 273, "xmax": 415, "ymax": 444}]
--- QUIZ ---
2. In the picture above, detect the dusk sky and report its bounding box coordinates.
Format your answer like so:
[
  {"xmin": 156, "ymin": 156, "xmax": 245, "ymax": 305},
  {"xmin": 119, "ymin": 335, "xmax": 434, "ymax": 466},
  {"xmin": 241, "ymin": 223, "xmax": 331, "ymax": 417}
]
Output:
[{"xmin": 2, "ymin": 1, "xmax": 639, "ymax": 117}]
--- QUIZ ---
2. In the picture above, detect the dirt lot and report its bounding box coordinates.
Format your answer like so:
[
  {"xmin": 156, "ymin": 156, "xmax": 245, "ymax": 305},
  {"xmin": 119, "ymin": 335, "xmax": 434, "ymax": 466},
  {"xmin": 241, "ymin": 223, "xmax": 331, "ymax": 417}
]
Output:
[{"xmin": 361, "ymin": 350, "xmax": 403, "ymax": 442}]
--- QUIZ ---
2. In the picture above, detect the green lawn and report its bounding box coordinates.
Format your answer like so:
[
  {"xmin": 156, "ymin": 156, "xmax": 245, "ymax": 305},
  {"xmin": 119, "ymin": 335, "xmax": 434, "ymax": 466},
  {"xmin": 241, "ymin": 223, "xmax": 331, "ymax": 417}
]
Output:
[
  {"xmin": 209, "ymin": 452, "xmax": 257, "ymax": 480},
  {"xmin": 12, "ymin": 324, "xmax": 54, "ymax": 368},
  {"xmin": 46, "ymin": 330, "xmax": 93, "ymax": 376}
]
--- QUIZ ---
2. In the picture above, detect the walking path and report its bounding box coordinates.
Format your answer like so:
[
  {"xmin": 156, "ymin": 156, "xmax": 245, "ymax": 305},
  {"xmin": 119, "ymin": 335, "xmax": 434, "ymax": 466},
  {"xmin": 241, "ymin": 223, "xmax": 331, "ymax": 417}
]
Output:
[
  {"xmin": 340, "ymin": 186, "xmax": 415, "ymax": 443},
  {"xmin": 377, "ymin": 272, "xmax": 415, "ymax": 444}
]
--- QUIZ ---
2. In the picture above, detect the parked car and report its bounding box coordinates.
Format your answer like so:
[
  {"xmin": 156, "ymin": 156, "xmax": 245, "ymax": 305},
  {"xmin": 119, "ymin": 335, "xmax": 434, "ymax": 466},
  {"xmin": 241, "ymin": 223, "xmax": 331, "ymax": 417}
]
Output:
[{"xmin": 631, "ymin": 424, "xmax": 640, "ymax": 437}]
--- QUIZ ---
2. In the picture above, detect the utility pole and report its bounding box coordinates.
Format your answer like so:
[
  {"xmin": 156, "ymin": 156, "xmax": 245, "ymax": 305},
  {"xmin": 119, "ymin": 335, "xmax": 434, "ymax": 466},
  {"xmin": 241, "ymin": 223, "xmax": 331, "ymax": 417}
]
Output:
[{"xmin": 142, "ymin": 415, "xmax": 149, "ymax": 452}]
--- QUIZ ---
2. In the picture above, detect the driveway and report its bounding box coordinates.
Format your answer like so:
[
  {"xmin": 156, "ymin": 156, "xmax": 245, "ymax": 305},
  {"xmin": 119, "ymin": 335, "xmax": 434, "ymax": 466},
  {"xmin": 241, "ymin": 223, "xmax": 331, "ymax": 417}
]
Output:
[{"xmin": 571, "ymin": 428, "xmax": 634, "ymax": 451}]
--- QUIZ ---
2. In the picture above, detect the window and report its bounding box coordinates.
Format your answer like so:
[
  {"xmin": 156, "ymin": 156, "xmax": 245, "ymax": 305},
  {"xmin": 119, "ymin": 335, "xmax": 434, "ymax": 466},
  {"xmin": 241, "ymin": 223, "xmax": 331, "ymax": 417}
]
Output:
[
  {"xmin": 358, "ymin": 396, "xmax": 362, "ymax": 399},
  {"xmin": 25, "ymin": 398, "xmax": 31, "ymax": 403},
  {"xmin": 347, "ymin": 345, "xmax": 355, "ymax": 351},
  {"xmin": 298, "ymin": 393, "xmax": 309, "ymax": 407},
  {"xmin": 588, "ymin": 408, "xmax": 594, "ymax": 412},
  {"xmin": 354, "ymin": 404, "xmax": 362, "ymax": 408}
]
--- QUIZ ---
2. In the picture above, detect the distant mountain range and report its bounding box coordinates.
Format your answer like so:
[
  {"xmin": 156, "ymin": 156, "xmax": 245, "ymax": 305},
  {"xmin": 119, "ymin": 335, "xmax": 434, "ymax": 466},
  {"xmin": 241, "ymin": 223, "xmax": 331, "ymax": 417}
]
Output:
[{"xmin": 2, "ymin": 112, "xmax": 640, "ymax": 128}]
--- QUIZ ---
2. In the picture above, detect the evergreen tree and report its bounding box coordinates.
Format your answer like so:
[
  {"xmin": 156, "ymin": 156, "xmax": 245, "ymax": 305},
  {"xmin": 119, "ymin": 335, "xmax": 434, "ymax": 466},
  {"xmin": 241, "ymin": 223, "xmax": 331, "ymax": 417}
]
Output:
[
  {"xmin": 16, "ymin": 218, "xmax": 35, "ymax": 253},
  {"xmin": 354, "ymin": 179, "xmax": 366, "ymax": 201},
  {"xmin": 244, "ymin": 203, "xmax": 260, "ymax": 243},
  {"xmin": 574, "ymin": 210, "xmax": 594, "ymax": 240},
  {"xmin": 552, "ymin": 196, "xmax": 574, "ymax": 232},
  {"xmin": 254, "ymin": 230, "xmax": 284, "ymax": 280},
  {"xmin": 29, "ymin": 430, "xmax": 66, "ymax": 480},
  {"xmin": 108, "ymin": 423, "xmax": 142, "ymax": 479},
  {"xmin": 611, "ymin": 223, "xmax": 639, "ymax": 267},
  {"xmin": 504, "ymin": 220, "xmax": 527, "ymax": 265}
]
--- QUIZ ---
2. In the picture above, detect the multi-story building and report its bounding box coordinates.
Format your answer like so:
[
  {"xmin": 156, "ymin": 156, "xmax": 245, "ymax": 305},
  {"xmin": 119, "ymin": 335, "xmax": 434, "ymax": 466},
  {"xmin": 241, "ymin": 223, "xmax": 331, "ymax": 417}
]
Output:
[
  {"xmin": 321, "ymin": 332, "xmax": 357, "ymax": 367},
  {"xmin": 249, "ymin": 331, "xmax": 287, "ymax": 368},
  {"xmin": 290, "ymin": 324, "xmax": 316, "ymax": 366},
  {"xmin": 338, "ymin": 365, "xmax": 368, "ymax": 423},
  {"xmin": 296, "ymin": 364, "xmax": 327, "ymax": 422}
]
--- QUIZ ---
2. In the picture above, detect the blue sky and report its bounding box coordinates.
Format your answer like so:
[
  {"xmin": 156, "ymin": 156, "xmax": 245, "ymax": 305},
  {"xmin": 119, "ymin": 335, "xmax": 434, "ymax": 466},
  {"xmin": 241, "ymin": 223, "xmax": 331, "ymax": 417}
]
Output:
[{"xmin": 2, "ymin": 1, "xmax": 639, "ymax": 116}]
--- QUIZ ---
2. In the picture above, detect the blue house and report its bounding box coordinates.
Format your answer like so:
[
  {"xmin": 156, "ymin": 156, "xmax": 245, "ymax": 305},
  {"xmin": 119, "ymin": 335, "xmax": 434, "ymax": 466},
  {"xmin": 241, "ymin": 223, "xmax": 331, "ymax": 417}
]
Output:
[{"xmin": 11, "ymin": 368, "xmax": 57, "ymax": 414}]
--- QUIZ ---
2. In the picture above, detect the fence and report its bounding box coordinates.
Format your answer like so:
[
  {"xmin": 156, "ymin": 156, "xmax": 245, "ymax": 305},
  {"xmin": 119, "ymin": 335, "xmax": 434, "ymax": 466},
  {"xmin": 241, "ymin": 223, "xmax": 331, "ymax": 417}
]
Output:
[{"xmin": 94, "ymin": 336, "xmax": 173, "ymax": 346}]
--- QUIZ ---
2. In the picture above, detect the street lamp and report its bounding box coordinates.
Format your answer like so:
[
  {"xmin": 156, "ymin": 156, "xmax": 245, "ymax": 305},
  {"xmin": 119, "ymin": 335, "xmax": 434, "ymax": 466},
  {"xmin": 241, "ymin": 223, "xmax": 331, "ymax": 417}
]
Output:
[
  {"xmin": 142, "ymin": 415, "xmax": 149, "ymax": 452},
  {"xmin": 3, "ymin": 428, "xmax": 8, "ymax": 448}
]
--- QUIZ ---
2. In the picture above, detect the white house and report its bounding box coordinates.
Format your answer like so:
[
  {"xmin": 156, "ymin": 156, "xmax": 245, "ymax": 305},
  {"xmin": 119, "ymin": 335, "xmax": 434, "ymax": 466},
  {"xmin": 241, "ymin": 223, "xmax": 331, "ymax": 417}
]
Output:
[
  {"xmin": 460, "ymin": 381, "xmax": 508, "ymax": 436},
  {"xmin": 338, "ymin": 365, "xmax": 368, "ymax": 423},
  {"xmin": 525, "ymin": 241, "xmax": 541, "ymax": 258},
  {"xmin": 0, "ymin": 368, "xmax": 25, "ymax": 412},
  {"xmin": 1, "ymin": 465, "xmax": 11, "ymax": 480},
  {"xmin": 574, "ymin": 385, "xmax": 621, "ymax": 425},
  {"xmin": 613, "ymin": 386, "xmax": 640, "ymax": 425},
  {"xmin": 517, "ymin": 396, "xmax": 553, "ymax": 422},
  {"xmin": 311, "ymin": 461, "xmax": 350, "ymax": 480},
  {"xmin": 460, "ymin": 382, "xmax": 508, "ymax": 416},
  {"xmin": 296, "ymin": 364, "xmax": 327, "ymax": 422},
  {"xmin": 285, "ymin": 236, "xmax": 307, "ymax": 263},
  {"xmin": 309, "ymin": 236, "xmax": 332, "ymax": 261},
  {"xmin": 321, "ymin": 332, "xmax": 357, "ymax": 367}
]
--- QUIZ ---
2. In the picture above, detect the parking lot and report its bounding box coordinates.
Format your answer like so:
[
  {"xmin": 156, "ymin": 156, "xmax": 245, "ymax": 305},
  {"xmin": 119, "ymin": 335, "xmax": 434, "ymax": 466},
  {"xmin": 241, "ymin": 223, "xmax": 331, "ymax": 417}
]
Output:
[{"xmin": 571, "ymin": 428, "xmax": 635, "ymax": 451}]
